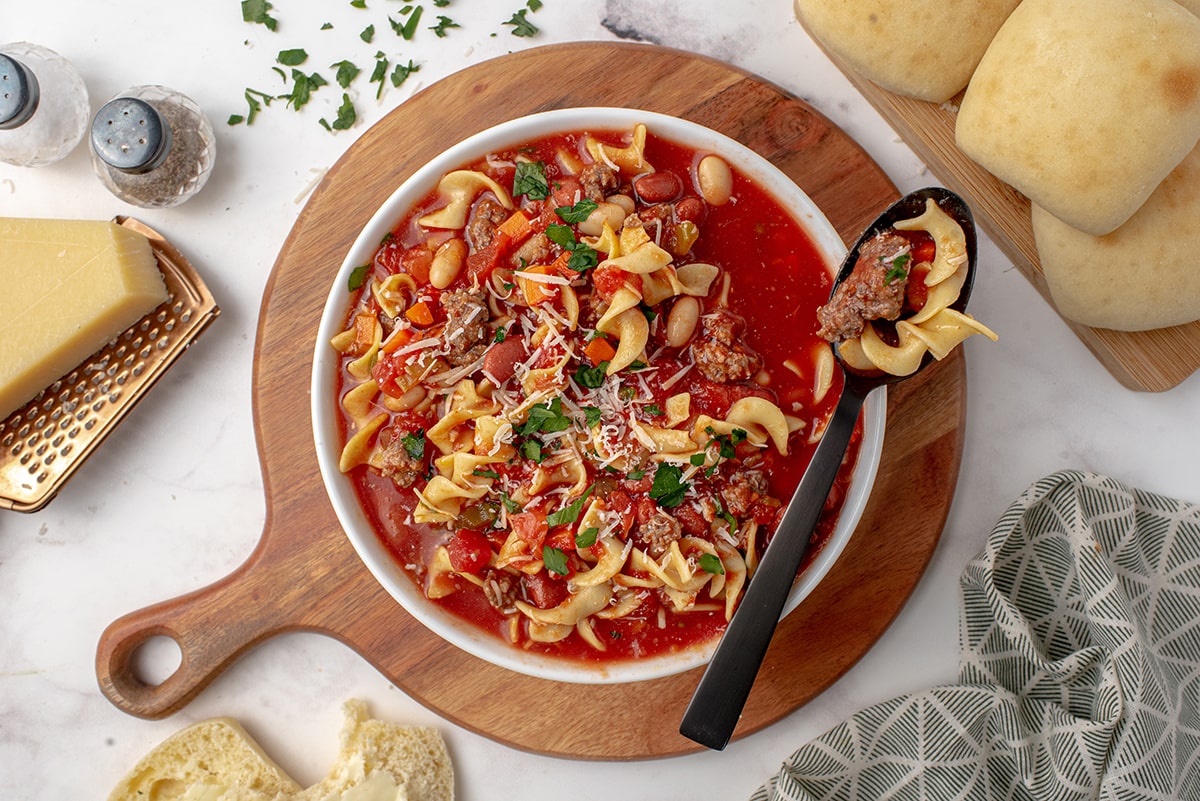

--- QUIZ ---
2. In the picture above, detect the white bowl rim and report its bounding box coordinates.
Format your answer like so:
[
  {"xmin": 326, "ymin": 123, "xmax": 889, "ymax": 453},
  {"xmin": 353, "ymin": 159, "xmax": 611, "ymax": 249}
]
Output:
[{"xmin": 310, "ymin": 106, "xmax": 886, "ymax": 684}]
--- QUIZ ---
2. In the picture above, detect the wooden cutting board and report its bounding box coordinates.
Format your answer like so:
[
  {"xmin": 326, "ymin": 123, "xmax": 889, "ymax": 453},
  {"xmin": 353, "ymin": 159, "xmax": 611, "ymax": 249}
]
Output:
[
  {"xmin": 95, "ymin": 43, "xmax": 967, "ymax": 759},
  {"xmin": 806, "ymin": 35, "xmax": 1200, "ymax": 392}
]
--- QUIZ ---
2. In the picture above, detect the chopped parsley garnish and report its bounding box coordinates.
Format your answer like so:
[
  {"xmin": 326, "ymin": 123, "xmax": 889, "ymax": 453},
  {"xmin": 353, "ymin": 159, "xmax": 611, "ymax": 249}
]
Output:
[
  {"xmin": 546, "ymin": 484, "xmax": 595, "ymax": 527},
  {"xmin": 583, "ymin": 406, "xmax": 602, "ymax": 428},
  {"xmin": 574, "ymin": 361, "xmax": 608, "ymax": 389},
  {"xmin": 369, "ymin": 51, "xmax": 390, "ymax": 99},
  {"xmin": 513, "ymin": 160, "xmax": 550, "ymax": 200},
  {"xmin": 319, "ymin": 93, "xmax": 357, "ymax": 131},
  {"xmin": 331, "ymin": 59, "xmax": 361, "ymax": 88},
  {"xmin": 627, "ymin": 468, "xmax": 646, "ymax": 480},
  {"xmin": 280, "ymin": 69, "xmax": 327, "ymax": 110},
  {"xmin": 545, "ymin": 224, "xmax": 599, "ymax": 272},
  {"xmin": 699, "ymin": 553, "xmax": 725, "ymax": 575},
  {"xmin": 472, "ymin": 467, "xmax": 500, "ymax": 479},
  {"xmin": 518, "ymin": 397, "xmax": 570, "ymax": 435},
  {"xmin": 401, "ymin": 429, "xmax": 426, "ymax": 460},
  {"xmin": 650, "ymin": 463, "xmax": 689, "ymax": 508},
  {"xmin": 543, "ymin": 545, "xmax": 569, "ymax": 576},
  {"xmin": 519, "ymin": 438, "xmax": 544, "ymax": 463},
  {"xmin": 644, "ymin": 404, "xmax": 664, "ymax": 417},
  {"xmin": 241, "ymin": 0, "xmax": 278, "ymax": 31},
  {"xmin": 430, "ymin": 16, "xmax": 460, "ymax": 37},
  {"xmin": 691, "ymin": 427, "xmax": 748, "ymax": 477},
  {"xmin": 499, "ymin": 491, "xmax": 521, "ymax": 514},
  {"xmin": 348, "ymin": 264, "xmax": 370, "ymax": 291},
  {"xmin": 504, "ymin": 7, "xmax": 539, "ymax": 36},
  {"xmin": 493, "ymin": 326, "xmax": 507, "ymax": 343},
  {"xmin": 576, "ymin": 526, "xmax": 599, "ymax": 548},
  {"xmin": 277, "ymin": 48, "xmax": 308, "ymax": 66},
  {"xmin": 360, "ymin": 24, "xmax": 375, "ymax": 42},
  {"xmin": 391, "ymin": 5, "xmax": 423, "ymax": 40},
  {"xmin": 391, "ymin": 59, "xmax": 420, "ymax": 87},
  {"xmin": 884, "ymin": 253, "xmax": 912, "ymax": 285},
  {"xmin": 555, "ymin": 199, "xmax": 599, "ymax": 225}
]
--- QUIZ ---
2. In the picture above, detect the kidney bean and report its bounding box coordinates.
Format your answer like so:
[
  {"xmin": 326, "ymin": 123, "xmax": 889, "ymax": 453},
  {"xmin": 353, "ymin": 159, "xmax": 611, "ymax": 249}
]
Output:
[
  {"xmin": 633, "ymin": 171, "xmax": 683, "ymax": 203},
  {"xmin": 674, "ymin": 195, "xmax": 707, "ymax": 224}
]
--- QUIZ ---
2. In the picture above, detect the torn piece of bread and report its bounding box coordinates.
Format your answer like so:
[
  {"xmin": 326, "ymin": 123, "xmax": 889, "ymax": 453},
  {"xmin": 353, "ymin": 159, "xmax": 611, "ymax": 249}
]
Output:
[
  {"xmin": 104, "ymin": 717, "xmax": 301, "ymax": 801},
  {"xmin": 956, "ymin": 0, "xmax": 1200, "ymax": 236},
  {"xmin": 106, "ymin": 701, "xmax": 453, "ymax": 801},
  {"xmin": 1032, "ymin": 142, "xmax": 1200, "ymax": 331},
  {"xmin": 297, "ymin": 700, "xmax": 453, "ymax": 801},
  {"xmin": 794, "ymin": 0, "xmax": 1021, "ymax": 102}
]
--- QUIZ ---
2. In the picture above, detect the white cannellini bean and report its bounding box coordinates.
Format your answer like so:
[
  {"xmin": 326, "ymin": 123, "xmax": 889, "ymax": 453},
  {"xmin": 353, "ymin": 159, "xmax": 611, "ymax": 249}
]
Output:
[
  {"xmin": 576, "ymin": 201, "xmax": 628, "ymax": 236},
  {"xmin": 666, "ymin": 296, "xmax": 701, "ymax": 347},
  {"xmin": 697, "ymin": 155, "xmax": 733, "ymax": 207},
  {"xmin": 606, "ymin": 193, "xmax": 636, "ymax": 215},
  {"xmin": 429, "ymin": 238, "xmax": 467, "ymax": 289}
]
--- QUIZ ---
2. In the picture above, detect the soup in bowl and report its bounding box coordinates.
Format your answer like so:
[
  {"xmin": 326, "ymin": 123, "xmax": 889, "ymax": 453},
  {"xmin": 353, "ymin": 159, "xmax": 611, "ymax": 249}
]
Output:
[{"xmin": 311, "ymin": 108, "xmax": 885, "ymax": 683}]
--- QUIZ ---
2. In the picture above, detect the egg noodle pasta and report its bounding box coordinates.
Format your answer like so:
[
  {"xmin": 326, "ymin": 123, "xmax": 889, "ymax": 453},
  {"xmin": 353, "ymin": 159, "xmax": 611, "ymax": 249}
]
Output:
[
  {"xmin": 329, "ymin": 123, "xmax": 863, "ymax": 660},
  {"xmin": 818, "ymin": 197, "xmax": 997, "ymax": 377}
]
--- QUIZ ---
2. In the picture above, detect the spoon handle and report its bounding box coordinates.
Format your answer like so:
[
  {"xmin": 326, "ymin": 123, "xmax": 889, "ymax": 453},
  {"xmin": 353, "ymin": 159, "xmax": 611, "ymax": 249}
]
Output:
[{"xmin": 679, "ymin": 381, "xmax": 870, "ymax": 750}]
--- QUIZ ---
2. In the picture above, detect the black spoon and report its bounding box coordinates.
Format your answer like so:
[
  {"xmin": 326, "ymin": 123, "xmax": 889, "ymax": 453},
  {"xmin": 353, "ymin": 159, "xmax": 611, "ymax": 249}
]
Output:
[{"xmin": 678, "ymin": 187, "xmax": 978, "ymax": 750}]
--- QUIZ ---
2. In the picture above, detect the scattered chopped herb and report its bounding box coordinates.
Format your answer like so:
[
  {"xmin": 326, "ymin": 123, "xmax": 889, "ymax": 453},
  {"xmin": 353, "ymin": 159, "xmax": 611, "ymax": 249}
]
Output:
[
  {"xmin": 520, "ymin": 438, "xmax": 543, "ymax": 463},
  {"xmin": 583, "ymin": 406, "xmax": 602, "ymax": 428},
  {"xmin": 390, "ymin": 59, "xmax": 420, "ymax": 88},
  {"xmin": 546, "ymin": 485, "xmax": 595, "ymax": 527},
  {"xmin": 321, "ymin": 21, "xmax": 334, "ymax": 29},
  {"xmin": 513, "ymin": 160, "xmax": 549, "ymax": 200},
  {"xmin": 527, "ymin": 0, "xmax": 543, "ymax": 10},
  {"xmin": 555, "ymin": 198, "xmax": 599, "ymax": 224},
  {"xmin": 885, "ymin": 253, "xmax": 912, "ymax": 285},
  {"xmin": 504, "ymin": 8, "xmax": 538, "ymax": 37},
  {"xmin": 430, "ymin": 16, "xmax": 460, "ymax": 37},
  {"xmin": 619, "ymin": 385, "xmax": 637, "ymax": 401},
  {"xmin": 434, "ymin": 0, "xmax": 452, "ymax": 6},
  {"xmin": 360, "ymin": 24, "xmax": 375, "ymax": 42},
  {"xmin": 543, "ymin": 545, "xmax": 569, "ymax": 576},
  {"xmin": 715, "ymin": 500, "xmax": 737, "ymax": 530},
  {"xmin": 519, "ymin": 397, "xmax": 570, "ymax": 435},
  {"xmin": 319, "ymin": 93, "xmax": 357, "ymax": 131},
  {"xmin": 699, "ymin": 553, "xmax": 725, "ymax": 575},
  {"xmin": 695, "ymin": 427, "xmax": 748, "ymax": 477},
  {"xmin": 348, "ymin": 264, "xmax": 370, "ymax": 291},
  {"xmin": 499, "ymin": 492, "xmax": 521, "ymax": 514},
  {"xmin": 472, "ymin": 467, "xmax": 500, "ymax": 479},
  {"xmin": 545, "ymin": 223, "xmax": 599, "ymax": 272},
  {"xmin": 627, "ymin": 468, "xmax": 645, "ymax": 480},
  {"xmin": 229, "ymin": 87, "xmax": 275, "ymax": 126},
  {"xmin": 644, "ymin": 404, "xmax": 664, "ymax": 417},
  {"xmin": 280, "ymin": 69, "xmax": 327, "ymax": 110},
  {"xmin": 331, "ymin": 59, "xmax": 361, "ymax": 88},
  {"xmin": 241, "ymin": 0, "xmax": 279, "ymax": 31},
  {"xmin": 576, "ymin": 526, "xmax": 599, "ymax": 548},
  {"xmin": 494, "ymin": 326, "xmax": 507, "ymax": 343},
  {"xmin": 391, "ymin": 5, "xmax": 423, "ymax": 40},
  {"xmin": 350, "ymin": 0, "xmax": 367, "ymax": 7},
  {"xmin": 650, "ymin": 463, "xmax": 689, "ymax": 508},
  {"xmin": 641, "ymin": 306, "xmax": 657, "ymax": 322},
  {"xmin": 401, "ymin": 429, "xmax": 426, "ymax": 460},
  {"xmin": 574, "ymin": 361, "xmax": 608, "ymax": 389},
  {"xmin": 276, "ymin": 48, "xmax": 308, "ymax": 66}
]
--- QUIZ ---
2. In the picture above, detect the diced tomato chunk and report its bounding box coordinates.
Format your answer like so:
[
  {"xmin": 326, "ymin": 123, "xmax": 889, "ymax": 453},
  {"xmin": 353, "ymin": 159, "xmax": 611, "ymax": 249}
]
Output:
[
  {"xmin": 446, "ymin": 530, "xmax": 493, "ymax": 575},
  {"xmin": 524, "ymin": 570, "xmax": 568, "ymax": 609}
]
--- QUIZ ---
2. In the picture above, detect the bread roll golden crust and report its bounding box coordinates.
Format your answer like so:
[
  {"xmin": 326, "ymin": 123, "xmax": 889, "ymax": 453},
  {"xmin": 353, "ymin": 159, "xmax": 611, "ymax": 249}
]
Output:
[
  {"xmin": 1033, "ymin": 143, "xmax": 1200, "ymax": 331},
  {"xmin": 957, "ymin": 0, "xmax": 1200, "ymax": 236},
  {"xmin": 794, "ymin": 0, "xmax": 1021, "ymax": 103}
]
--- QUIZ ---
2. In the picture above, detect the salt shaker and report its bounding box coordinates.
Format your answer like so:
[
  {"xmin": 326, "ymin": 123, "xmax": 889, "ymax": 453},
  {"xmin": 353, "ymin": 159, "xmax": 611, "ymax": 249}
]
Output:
[
  {"xmin": 0, "ymin": 42, "xmax": 90, "ymax": 167},
  {"xmin": 89, "ymin": 85, "xmax": 215, "ymax": 208}
]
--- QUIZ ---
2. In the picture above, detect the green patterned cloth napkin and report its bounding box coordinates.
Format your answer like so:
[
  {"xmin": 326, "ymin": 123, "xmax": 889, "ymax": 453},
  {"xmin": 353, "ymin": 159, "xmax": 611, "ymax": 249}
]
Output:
[{"xmin": 751, "ymin": 470, "xmax": 1200, "ymax": 801}]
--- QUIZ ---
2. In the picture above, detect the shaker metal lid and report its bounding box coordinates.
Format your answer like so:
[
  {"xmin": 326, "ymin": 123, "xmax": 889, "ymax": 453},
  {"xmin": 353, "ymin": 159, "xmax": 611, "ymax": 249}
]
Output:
[
  {"xmin": 0, "ymin": 53, "xmax": 40, "ymax": 130},
  {"xmin": 90, "ymin": 96, "xmax": 171, "ymax": 173}
]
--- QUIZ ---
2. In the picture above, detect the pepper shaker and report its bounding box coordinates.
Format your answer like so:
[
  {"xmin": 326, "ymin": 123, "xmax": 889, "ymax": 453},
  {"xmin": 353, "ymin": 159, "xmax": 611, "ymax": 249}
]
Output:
[
  {"xmin": 89, "ymin": 85, "xmax": 215, "ymax": 208},
  {"xmin": 0, "ymin": 42, "xmax": 90, "ymax": 167}
]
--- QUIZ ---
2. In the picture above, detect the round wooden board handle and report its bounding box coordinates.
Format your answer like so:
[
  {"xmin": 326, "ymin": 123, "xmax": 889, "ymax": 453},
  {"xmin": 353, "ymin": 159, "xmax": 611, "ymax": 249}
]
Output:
[{"xmin": 95, "ymin": 43, "xmax": 966, "ymax": 758}]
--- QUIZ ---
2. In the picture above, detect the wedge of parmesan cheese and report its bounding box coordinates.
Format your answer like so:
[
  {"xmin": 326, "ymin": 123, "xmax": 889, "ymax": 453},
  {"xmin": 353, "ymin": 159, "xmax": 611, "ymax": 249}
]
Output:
[{"xmin": 0, "ymin": 217, "xmax": 167, "ymax": 419}]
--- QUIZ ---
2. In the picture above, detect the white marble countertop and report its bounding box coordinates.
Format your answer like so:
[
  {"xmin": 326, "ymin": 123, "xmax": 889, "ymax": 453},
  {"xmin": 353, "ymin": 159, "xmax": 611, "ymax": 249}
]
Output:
[{"xmin": 5, "ymin": 2, "xmax": 1200, "ymax": 799}]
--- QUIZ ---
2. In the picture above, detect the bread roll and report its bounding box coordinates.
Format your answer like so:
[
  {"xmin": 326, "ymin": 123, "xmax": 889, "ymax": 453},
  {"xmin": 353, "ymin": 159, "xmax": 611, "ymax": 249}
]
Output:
[
  {"xmin": 1033, "ymin": 143, "xmax": 1200, "ymax": 331},
  {"xmin": 105, "ymin": 717, "xmax": 301, "ymax": 801},
  {"xmin": 956, "ymin": 0, "xmax": 1200, "ymax": 236},
  {"xmin": 794, "ymin": 0, "xmax": 1021, "ymax": 103}
]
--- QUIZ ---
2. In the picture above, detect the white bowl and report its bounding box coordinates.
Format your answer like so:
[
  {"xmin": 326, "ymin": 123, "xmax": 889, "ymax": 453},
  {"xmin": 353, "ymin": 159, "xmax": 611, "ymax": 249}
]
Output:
[{"xmin": 311, "ymin": 107, "xmax": 886, "ymax": 683}]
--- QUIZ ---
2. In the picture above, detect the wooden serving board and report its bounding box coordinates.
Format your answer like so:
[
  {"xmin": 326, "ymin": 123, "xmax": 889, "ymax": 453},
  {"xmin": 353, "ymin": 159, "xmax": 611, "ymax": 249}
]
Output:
[
  {"xmin": 95, "ymin": 43, "xmax": 967, "ymax": 759},
  {"xmin": 807, "ymin": 36, "xmax": 1200, "ymax": 392}
]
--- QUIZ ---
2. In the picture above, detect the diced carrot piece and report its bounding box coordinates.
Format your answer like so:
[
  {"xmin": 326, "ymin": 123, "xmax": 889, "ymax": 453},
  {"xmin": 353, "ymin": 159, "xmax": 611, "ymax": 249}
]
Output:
[
  {"xmin": 405, "ymin": 300, "xmax": 435, "ymax": 327},
  {"xmin": 584, "ymin": 336, "xmax": 616, "ymax": 366},
  {"xmin": 351, "ymin": 313, "xmax": 377, "ymax": 356},
  {"xmin": 495, "ymin": 209, "xmax": 533, "ymax": 251},
  {"xmin": 381, "ymin": 324, "xmax": 415, "ymax": 354}
]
